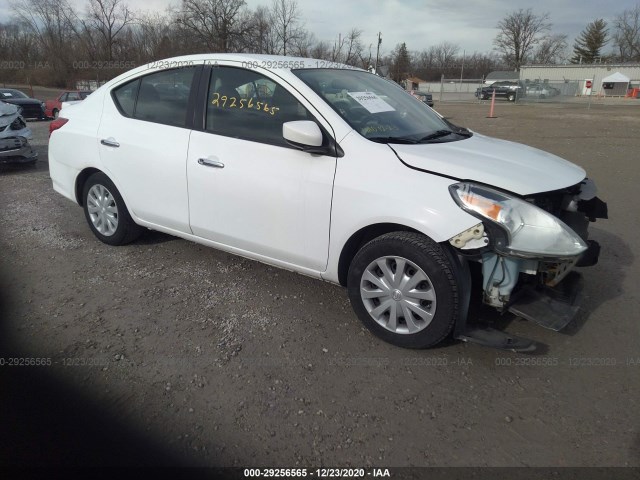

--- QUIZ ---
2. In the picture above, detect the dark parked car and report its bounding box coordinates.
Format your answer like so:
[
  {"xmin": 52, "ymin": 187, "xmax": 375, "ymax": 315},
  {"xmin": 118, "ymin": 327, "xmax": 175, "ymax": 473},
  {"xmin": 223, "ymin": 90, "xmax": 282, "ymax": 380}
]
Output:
[
  {"xmin": 411, "ymin": 91, "xmax": 434, "ymax": 107},
  {"xmin": 475, "ymin": 81, "xmax": 523, "ymax": 102},
  {"xmin": 525, "ymin": 84, "xmax": 561, "ymax": 98},
  {"xmin": 0, "ymin": 88, "xmax": 46, "ymax": 120}
]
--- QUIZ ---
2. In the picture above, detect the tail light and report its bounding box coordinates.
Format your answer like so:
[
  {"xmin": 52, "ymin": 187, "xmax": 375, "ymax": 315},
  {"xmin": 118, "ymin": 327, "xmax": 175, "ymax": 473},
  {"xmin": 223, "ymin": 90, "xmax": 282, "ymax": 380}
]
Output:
[{"xmin": 49, "ymin": 117, "xmax": 68, "ymax": 137}]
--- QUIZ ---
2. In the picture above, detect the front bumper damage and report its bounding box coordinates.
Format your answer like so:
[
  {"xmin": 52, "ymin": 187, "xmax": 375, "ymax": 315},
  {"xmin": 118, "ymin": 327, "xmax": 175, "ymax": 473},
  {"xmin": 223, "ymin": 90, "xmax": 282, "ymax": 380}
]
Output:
[
  {"xmin": 449, "ymin": 179, "xmax": 608, "ymax": 351},
  {"xmin": 0, "ymin": 101, "xmax": 37, "ymax": 165}
]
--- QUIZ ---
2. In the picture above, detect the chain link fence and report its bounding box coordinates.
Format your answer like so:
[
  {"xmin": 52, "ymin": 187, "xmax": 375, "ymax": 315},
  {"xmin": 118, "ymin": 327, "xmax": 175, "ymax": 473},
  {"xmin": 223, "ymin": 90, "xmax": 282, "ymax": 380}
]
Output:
[
  {"xmin": 426, "ymin": 77, "xmax": 640, "ymax": 106},
  {"xmin": 418, "ymin": 78, "xmax": 484, "ymax": 102}
]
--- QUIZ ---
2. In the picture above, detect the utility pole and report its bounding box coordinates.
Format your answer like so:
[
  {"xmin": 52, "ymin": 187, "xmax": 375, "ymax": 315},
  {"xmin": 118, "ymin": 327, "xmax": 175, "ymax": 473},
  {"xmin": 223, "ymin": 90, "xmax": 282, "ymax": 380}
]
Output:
[
  {"xmin": 374, "ymin": 32, "xmax": 382, "ymax": 74},
  {"xmin": 459, "ymin": 49, "xmax": 465, "ymax": 91}
]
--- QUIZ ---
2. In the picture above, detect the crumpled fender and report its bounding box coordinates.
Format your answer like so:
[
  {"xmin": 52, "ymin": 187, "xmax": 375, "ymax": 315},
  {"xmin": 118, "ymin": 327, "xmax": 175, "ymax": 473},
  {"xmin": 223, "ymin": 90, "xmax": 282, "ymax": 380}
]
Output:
[{"xmin": 0, "ymin": 101, "xmax": 33, "ymax": 140}]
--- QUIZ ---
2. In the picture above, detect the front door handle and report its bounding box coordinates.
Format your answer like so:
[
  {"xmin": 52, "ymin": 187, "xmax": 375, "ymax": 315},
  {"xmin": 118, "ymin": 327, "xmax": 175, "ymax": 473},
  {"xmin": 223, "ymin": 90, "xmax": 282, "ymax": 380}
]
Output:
[
  {"xmin": 198, "ymin": 158, "xmax": 225, "ymax": 168},
  {"xmin": 100, "ymin": 138, "xmax": 120, "ymax": 148}
]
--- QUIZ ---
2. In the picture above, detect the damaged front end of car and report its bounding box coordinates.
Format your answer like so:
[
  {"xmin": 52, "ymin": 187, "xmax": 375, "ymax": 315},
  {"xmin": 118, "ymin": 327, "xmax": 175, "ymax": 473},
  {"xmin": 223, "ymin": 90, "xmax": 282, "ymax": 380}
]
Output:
[
  {"xmin": 446, "ymin": 179, "xmax": 607, "ymax": 351},
  {"xmin": 0, "ymin": 101, "xmax": 38, "ymax": 165}
]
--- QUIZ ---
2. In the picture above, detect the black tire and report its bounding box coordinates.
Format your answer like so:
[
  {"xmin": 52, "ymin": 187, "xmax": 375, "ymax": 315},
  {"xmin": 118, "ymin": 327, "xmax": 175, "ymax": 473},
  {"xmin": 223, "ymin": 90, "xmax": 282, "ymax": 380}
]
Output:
[
  {"xmin": 52, "ymin": 109, "xmax": 59, "ymax": 119},
  {"xmin": 82, "ymin": 172, "xmax": 143, "ymax": 245},
  {"xmin": 507, "ymin": 93, "xmax": 516, "ymax": 102},
  {"xmin": 347, "ymin": 232, "xmax": 459, "ymax": 349}
]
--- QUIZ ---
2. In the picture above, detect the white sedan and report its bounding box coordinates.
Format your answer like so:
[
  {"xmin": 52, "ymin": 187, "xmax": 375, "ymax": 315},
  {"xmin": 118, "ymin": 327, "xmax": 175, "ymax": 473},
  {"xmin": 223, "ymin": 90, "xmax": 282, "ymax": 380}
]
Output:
[{"xmin": 48, "ymin": 54, "xmax": 607, "ymax": 350}]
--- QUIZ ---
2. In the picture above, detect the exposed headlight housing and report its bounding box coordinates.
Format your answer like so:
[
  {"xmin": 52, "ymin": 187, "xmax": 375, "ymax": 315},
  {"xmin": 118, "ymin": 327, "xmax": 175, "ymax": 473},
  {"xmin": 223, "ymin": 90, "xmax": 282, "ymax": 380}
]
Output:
[{"xmin": 449, "ymin": 182, "xmax": 588, "ymax": 259}]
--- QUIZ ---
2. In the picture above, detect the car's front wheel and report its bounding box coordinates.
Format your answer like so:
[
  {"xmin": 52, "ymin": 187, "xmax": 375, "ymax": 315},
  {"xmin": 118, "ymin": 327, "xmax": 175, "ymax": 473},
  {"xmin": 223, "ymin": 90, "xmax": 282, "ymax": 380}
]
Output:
[
  {"xmin": 52, "ymin": 109, "xmax": 59, "ymax": 119},
  {"xmin": 82, "ymin": 172, "xmax": 143, "ymax": 245},
  {"xmin": 347, "ymin": 232, "xmax": 459, "ymax": 349}
]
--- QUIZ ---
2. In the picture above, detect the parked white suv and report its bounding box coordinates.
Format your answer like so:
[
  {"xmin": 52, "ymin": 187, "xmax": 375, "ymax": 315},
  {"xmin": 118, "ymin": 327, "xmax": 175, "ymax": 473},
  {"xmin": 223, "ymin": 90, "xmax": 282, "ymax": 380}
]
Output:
[{"xmin": 48, "ymin": 54, "xmax": 607, "ymax": 350}]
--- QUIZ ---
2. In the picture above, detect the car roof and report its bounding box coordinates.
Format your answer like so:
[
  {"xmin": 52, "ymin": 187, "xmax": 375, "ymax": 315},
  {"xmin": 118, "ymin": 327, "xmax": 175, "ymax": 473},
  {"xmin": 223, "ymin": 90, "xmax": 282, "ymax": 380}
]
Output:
[
  {"xmin": 100, "ymin": 53, "xmax": 366, "ymax": 94},
  {"xmin": 137, "ymin": 54, "xmax": 363, "ymax": 79}
]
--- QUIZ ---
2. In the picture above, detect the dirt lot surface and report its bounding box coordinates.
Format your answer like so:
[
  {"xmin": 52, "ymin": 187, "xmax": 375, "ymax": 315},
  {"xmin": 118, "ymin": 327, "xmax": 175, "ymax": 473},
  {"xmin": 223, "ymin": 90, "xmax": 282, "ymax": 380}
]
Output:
[{"xmin": 1, "ymin": 103, "xmax": 639, "ymax": 472}]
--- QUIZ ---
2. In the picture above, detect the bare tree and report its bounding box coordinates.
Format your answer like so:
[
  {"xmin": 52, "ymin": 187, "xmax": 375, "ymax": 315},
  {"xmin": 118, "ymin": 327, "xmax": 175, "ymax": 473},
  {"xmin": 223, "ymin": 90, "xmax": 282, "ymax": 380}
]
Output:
[
  {"xmin": 430, "ymin": 41, "xmax": 460, "ymax": 72},
  {"xmin": 86, "ymin": 0, "xmax": 133, "ymax": 61},
  {"xmin": 533, "ymin": 33, "xmax": 568, "ymax": 64},
  {"xmin": 612, "ymin": 5, "xmax": 640, "ymax": 62},
  {"xmin": 10, "ymin": 0, "xmax": 80, "ymax": 85},
  {"xmin": 248, "ymin": 6, "xmax": 275, "ymax": 54},
  {"xmin": 270, "ymin": 0, "xmax": 304, "ymax": 55},
  {"xmin": 310, "ymin": 39, "xmax": 332, "ymax": 61},
  {"xmin": 179, "ymin": 0, "xmax": 252, "ymax": 52},
  {"xmin": 342, "ymin": 28, "xmax": 364, "ymax": 66},
  {"xmin": 494, "ymin": 8, "xmax": 551, "ymax": 69}
]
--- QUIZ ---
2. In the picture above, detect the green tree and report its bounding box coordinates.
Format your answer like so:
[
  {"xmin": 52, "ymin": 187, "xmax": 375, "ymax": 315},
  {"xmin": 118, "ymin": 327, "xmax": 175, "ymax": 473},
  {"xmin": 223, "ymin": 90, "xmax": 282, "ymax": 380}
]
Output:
[
  {"xmin": 571, "ymin": 19, "xmax": 608, "ymax": 63},
  {"xmin": 390, "ymin": 42, "xmax": 411, "ymax": 83}
]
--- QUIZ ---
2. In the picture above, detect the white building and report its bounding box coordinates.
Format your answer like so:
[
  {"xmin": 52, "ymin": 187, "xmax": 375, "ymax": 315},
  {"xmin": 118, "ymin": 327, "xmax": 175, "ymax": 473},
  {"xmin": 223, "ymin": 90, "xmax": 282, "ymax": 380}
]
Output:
[{"xmin": 519, "ymin": 64, "xmax": 640, "ymax": 96}]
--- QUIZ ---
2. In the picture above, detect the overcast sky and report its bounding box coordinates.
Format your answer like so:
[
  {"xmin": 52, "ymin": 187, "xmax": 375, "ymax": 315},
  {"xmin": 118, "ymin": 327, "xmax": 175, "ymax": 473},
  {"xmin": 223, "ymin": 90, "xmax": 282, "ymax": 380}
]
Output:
[{"xmin": 2, "ymin": 0, "xmax": 639, "ymax": 56}]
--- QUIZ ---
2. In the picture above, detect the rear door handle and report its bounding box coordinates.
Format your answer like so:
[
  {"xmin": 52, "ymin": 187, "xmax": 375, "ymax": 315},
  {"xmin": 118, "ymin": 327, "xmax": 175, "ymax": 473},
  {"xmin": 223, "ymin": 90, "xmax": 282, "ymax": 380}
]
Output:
[
  {"xmin": 198, "ymin": 158, "xmax": 225, "ymax": 168},
  {"xmin": 100, "ymin": 138, "xmax": 120, "ymax": 148}
]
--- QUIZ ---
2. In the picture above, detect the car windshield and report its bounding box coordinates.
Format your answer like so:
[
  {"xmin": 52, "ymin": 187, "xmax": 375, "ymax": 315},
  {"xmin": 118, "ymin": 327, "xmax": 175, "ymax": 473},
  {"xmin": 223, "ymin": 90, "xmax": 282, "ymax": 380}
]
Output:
[
  {"xmin": 0, "ymin": 89, "xmax": 27, "ymax": 99},
  {"xmin": 293, "ymin": 69, "xmax": 468, "ymax": 144}
]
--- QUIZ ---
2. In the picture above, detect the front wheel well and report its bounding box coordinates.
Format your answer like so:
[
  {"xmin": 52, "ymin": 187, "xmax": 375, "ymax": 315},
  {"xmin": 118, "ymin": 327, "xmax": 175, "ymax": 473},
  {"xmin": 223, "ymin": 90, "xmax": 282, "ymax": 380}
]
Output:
[
  {"xmin": 75, "ymin": 167, "xmax": 102, "ymax": 206},
  {"xmin": 337, "ymin": 223, "xmax": 422, "ymax": 286}
]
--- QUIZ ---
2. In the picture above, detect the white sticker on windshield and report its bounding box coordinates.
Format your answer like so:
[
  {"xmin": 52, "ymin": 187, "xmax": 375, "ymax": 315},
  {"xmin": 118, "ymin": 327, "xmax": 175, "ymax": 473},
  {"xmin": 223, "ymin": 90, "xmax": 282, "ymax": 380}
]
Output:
[
  {"xmin": 347, "ymin": 91, "xmax": 395, "ymax": 113},
  {"xmin": 2, "ymin": 93, "xmax": 11, "ymax": 97}
]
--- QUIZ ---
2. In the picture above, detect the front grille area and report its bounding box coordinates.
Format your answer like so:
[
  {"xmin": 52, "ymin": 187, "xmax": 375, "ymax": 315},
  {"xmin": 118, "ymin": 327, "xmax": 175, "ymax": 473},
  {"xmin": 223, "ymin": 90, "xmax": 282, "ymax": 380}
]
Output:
[
  {"xmin": 525, "ymin": 183, "xmax": 581, "ymax": 216},
  {"xmin": 17, "ymin": 104, "xmax": 43, "ymax": 118},
  {"xmin": 0, "ymin": 137, "xmax": 26, "ymax": 152}
]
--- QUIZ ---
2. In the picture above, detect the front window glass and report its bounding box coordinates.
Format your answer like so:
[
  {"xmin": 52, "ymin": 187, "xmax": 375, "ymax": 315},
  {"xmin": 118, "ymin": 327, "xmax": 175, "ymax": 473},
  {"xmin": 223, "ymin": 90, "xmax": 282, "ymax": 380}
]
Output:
[
  {"xmin": 293, "ymin": 69, "xmax": 469, "ymax": 144},
  {"xmin": 206, "ymin": 67, "xmax": 311, "ymax": 147}
]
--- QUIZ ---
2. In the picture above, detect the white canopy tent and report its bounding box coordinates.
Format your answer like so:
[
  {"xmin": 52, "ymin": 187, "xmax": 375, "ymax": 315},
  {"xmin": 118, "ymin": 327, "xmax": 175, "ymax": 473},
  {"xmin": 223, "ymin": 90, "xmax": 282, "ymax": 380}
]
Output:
[
  {"xmin": 601, "ymin": 72, "xmax": 630, "ymax": 95},
  {"xmin": 602, "ymin": 72, "xmax": 630, "ymax": 83}
]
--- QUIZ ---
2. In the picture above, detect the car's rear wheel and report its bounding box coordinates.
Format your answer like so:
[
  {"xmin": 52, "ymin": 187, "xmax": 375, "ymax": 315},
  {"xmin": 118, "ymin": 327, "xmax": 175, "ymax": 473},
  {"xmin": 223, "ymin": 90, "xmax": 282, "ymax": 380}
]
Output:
[
  {"xmin": 52, "ymin": 109, "xmax": 59, "ymax": 119},
  {"xmin": 507, "ymin": 93, "xmax": 516, "ymax": 102},
  {"xmin": 347, "ymin": 232, "xmax": 459, "ymax": 349},
  {"xmin": 82, "ymin": 172, "xmax": 143, "ymax": 245}
]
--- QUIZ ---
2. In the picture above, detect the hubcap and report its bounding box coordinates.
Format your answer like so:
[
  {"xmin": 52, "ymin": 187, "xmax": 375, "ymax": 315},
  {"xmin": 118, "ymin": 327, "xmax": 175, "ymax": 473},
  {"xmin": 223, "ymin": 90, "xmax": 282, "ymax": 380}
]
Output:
[
  {"xmin": 360, "ymin": 256, "xmax": 437, "ymax": 335},
  {"xmin": 87, "ymin": 184, "xmax": 118, "ymax": 236}
]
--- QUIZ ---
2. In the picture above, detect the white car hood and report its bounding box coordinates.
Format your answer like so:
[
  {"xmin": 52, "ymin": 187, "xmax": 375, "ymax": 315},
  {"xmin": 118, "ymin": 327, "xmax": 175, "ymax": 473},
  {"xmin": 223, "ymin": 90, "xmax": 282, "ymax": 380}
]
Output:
[{"xmin": 392, "ymin": 133, "xmax": 586, "ymax": 195}]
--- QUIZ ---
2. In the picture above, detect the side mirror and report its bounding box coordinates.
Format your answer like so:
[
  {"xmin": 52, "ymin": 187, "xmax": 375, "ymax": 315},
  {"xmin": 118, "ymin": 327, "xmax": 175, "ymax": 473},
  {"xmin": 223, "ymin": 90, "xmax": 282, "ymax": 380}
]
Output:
[
  {"xmin": 282, "ymin": 120, "xmax": 344, "ymax": 157},
  {"xmin": 283, "ymin": 120, "xmax": 324, "ymax": 151}
]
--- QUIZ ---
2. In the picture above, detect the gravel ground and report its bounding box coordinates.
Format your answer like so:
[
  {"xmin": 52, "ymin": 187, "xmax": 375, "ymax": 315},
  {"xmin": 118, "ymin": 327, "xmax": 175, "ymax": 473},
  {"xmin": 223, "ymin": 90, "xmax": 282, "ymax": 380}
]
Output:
[{"xmin": 0, "ymin": 103, "xmax": 639, "ymax": 470}]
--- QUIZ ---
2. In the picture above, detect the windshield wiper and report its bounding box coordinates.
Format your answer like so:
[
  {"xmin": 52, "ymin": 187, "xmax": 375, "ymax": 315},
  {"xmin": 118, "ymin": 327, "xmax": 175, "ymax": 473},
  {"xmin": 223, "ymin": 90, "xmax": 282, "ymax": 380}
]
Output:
[
  {"xmin": 442, "ymin": 118, "xmax": 473, "ymax": 137},
  {"xmin": 417, "ymin": 129, "xmax": 455, "ymax": 142},
  {"xmin": 367, "ymin": 136, "xmax": 420, "ymax": 144},
  {"xmin": 452, "ymin": 128, "xmax": 473, "ymax": 137}
]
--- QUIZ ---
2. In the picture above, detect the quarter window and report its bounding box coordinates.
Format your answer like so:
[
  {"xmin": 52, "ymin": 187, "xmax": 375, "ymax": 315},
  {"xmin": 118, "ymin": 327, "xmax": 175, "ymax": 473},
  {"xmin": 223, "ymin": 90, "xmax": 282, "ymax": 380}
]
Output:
[
  {"xmin": 205, "ymin": 67, "xmax": 311, "ymax": 147},
  {"xmin": 112, "ymin": 79, "xmax": 139, "ymax": 117}
]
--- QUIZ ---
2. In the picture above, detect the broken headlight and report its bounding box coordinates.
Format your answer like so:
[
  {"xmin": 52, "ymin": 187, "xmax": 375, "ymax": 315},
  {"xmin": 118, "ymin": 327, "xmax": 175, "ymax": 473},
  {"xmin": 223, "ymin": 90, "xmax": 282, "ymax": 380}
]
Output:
[
  {"xmin": 449, "ymin": 182, "xmax": 588, "ymax": 259},
  {"xmin": 10, "ymin": 116, "xmax": 26, "ymax": 130}
]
